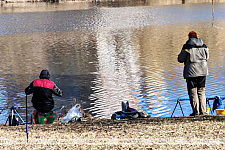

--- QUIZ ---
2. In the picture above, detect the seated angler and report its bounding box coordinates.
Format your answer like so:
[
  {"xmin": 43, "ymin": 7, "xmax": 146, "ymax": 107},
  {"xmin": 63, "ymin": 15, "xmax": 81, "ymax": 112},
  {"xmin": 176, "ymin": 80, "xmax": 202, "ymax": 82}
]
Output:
[{"xmin": 25, "ymin": 69, "xmax": 63, "ymax": 121}]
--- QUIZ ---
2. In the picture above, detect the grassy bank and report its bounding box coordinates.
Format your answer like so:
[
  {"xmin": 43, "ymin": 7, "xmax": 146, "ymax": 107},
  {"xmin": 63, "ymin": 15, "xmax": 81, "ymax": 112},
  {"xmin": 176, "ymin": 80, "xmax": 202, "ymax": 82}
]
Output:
[{"xmin": 0, "ymin": 116, "xmax": 224, "ymax": 149}]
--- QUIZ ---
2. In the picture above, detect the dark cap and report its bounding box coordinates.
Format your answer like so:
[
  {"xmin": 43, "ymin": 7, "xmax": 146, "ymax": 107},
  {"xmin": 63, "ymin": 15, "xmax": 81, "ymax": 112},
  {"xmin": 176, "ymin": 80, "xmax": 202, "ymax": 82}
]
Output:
[
  {"xmin": 39, "ymin": 69, "xmax": 50, "ymax": 79},
  {"xmin": 188, "ymin": 31, "xmax": 197, "ymax": 38}
]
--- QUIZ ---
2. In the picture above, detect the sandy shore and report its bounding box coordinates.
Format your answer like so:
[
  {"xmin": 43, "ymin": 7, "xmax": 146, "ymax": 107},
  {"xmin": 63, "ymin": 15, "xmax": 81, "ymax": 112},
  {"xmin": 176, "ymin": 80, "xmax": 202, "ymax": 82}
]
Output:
[{"xmin": 0, "ymin": 115, "xmax": 224, "ymax": 149}]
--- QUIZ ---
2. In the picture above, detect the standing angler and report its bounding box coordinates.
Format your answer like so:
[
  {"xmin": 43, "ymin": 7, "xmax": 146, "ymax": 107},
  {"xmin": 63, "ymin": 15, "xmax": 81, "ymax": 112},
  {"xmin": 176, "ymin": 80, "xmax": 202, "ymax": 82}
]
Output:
[
  {"xmin": 25, "ymin": 69, "xmax": 63, "ymax": 113},
  {"xmin": 178, "ymin": 31, "xmax": 209, "ymax": 116}
]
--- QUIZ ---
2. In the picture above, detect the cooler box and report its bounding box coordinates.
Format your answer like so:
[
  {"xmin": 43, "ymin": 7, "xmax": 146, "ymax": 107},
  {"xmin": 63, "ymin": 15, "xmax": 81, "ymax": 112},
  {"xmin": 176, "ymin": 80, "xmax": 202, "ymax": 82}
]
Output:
[{"xmin": 35, "ymin": 111, "xmax": 53, "ymax": 124}]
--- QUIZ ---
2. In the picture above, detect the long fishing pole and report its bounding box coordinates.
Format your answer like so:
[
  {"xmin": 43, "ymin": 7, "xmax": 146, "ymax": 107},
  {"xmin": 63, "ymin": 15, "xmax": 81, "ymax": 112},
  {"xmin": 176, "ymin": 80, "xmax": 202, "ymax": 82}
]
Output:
[
  {"xmin": 212, "ymin": 0, "xmax": 214, "ymax": 26},
  {"xmin": 26, "ymin": 94, "xmax": 28, "ymax": 142},
  {"xmin": 177, "ymin": 96, "xmax": 225, "ymax": 101}
]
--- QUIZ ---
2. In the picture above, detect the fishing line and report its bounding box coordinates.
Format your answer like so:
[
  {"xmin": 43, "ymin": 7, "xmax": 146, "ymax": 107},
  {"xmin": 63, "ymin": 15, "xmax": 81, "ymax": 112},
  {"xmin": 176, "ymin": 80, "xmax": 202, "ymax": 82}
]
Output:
[{"xmin": 0, "ymin": 132, "xmax": 25, "ymax": 139}]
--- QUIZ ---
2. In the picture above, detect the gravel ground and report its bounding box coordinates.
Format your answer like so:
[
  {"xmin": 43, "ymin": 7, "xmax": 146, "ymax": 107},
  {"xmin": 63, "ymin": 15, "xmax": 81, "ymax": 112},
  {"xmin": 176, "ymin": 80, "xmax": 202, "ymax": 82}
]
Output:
[{"xmin": 0, "ymin": 116, "xmax": 224, "ymax": 149}]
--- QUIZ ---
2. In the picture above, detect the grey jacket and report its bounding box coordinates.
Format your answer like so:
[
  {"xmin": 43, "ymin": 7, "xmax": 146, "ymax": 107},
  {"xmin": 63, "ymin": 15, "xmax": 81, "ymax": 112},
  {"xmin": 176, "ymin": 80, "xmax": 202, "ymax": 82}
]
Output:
[{"xmin": 178, "ymin": 38, "xmax": 209, "ymax": 79}]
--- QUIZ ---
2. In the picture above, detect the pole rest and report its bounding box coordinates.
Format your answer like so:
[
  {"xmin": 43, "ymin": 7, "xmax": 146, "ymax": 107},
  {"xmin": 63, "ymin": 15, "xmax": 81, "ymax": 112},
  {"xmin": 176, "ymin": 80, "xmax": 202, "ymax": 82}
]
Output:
[{"xmin": 171, "ymin": 96, "xmax": 224, "ymax": 117}]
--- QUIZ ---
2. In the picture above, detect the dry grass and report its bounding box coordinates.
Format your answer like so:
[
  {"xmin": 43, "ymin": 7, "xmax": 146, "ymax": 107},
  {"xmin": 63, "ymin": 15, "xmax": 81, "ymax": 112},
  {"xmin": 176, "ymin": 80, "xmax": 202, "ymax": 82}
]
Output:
[{"xmin": 0, "ymin": 116, "xmax": 224, "ymax": 149}]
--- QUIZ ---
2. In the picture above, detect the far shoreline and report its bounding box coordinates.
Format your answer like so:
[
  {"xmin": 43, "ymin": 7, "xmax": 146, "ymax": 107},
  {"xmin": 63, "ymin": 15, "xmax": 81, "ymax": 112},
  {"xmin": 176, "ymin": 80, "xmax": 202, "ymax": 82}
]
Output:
[
  {"xmin": 1, "ymin": 0, "xmax": 224, "ymax": 14},
  {"xmin": 1, "ymin": 0, "xmax": 224, "ymax": 5}
]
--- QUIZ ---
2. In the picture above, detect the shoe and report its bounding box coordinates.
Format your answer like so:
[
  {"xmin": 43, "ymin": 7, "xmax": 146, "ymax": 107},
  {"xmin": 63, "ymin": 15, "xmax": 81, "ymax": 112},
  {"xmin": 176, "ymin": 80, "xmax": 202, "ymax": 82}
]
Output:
[
  {"xmin": 199, "ymin": 112, "xmax": 208, "ymax": 116},
  {"xmin": 189, "ymin": 113, "xmax": 199, "ymax": 116},
  {"xmin": 189, "ymin": 113, "xmax": 195, "ymax": 116}
]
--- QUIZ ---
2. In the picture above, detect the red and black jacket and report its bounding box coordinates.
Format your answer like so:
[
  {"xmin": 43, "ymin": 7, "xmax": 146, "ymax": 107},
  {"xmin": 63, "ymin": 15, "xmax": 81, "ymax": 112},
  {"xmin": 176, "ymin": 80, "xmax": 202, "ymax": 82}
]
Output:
[{"xmin": 25, "ymin": 79, "xmax": 62, "ymax": 113}]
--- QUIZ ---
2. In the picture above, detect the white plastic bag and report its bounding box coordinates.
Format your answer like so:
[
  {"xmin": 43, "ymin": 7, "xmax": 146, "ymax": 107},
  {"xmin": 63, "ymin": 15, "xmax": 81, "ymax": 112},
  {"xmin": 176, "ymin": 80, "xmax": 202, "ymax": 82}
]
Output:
[{"xmin": 61, "ymin": 104, "xmax": 83, "ymax": 123}]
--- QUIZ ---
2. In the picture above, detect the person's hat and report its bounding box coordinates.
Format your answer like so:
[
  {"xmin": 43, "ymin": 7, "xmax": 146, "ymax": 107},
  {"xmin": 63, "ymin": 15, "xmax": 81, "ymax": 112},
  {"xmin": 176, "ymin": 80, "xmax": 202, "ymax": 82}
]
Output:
[
  {"xmin": 39, "ymin": 69, "xmax": 50, "ymax": 79},
  {"xmin": 188, "ymin": 31, "xmax": 197, "ymax": 38}
]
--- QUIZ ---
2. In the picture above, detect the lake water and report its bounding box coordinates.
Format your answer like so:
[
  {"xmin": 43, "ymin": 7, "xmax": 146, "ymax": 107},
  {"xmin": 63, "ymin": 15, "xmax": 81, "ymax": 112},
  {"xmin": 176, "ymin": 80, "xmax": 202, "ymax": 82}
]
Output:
[{"xmin": 0, "ymin": 2, "xmax": 225, "ymax": 124}]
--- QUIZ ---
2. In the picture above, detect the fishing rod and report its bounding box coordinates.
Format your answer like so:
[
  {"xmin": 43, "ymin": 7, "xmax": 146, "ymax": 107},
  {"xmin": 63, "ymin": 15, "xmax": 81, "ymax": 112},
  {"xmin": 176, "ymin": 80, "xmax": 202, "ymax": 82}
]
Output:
[
  {"xmin": 177, "ymin": 96, "xmax": 225, "ymax": 101},
  {"xmin": 0, "ymin": 105, "xmax": 32, "ymax": 110},
  {"xmin": 0, "ymin": 105, "xmax": 32, "ymax": 117},
  {"xmin": 26, "ymin": 94, "xmax": 28, "ymax": 142},
  {"xmin": 212, "ymin": 0, "xmax": 214, "ymax": 26}
]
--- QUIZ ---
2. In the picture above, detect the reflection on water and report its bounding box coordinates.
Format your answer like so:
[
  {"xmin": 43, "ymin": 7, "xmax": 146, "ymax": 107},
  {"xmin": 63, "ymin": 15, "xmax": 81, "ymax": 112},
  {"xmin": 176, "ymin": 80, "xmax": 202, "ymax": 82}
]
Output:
[{"xmin": 0, "ymin": 2, "xmax": 225, "ymax": 124}]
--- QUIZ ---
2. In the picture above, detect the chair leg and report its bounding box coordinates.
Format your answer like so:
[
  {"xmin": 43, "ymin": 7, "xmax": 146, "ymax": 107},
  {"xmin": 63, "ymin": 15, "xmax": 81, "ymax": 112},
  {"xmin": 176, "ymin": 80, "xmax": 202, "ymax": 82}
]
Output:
[{"xmin": 30, "ymin": 110, "xmax": 36, "ymax": 124}]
